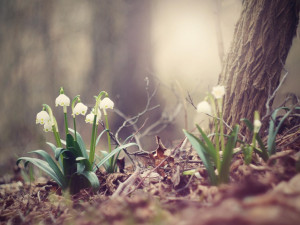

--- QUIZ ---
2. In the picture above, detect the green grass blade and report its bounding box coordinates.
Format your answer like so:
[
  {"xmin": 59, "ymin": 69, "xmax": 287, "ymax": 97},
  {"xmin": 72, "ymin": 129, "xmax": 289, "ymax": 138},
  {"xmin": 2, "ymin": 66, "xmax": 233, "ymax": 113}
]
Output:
[
  {"xmin": 95, "ymin": 151, "xmax": 110, "ymax": 169},
  {"xmin": 95, "ymin": 129, "xmax": 107, "ymax": 146},
  {"xmin": 16, "ymin": 157, "xmax": 64, "ymax": 188},
  {"xmin": 267, "ymin": 107, "xmax": 290, "ymax": 155},
  {"xmin": 93, "ymin": 143, "xmax": 137, "ymax": 172},
  {"xmin": 196, "ymin": 125, "xmax": 218, "ymax": 166},
  {"xmin": 29, "ymin": 150, "xmax": 67, "ymax": 188},
  {"xmin": 183, "ymin": 130, "xmax": 217, "ymax": 185},
  {"xmin": 219, "ymin": 125, "xmax": 239, "ymax": 184}
]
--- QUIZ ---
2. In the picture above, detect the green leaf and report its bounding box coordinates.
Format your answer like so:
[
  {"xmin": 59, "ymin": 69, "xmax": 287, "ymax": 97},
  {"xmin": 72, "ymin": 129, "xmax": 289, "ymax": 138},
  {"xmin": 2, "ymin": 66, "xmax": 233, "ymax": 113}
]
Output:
[
  {"xmin": 69, "ymin": 128, "xmax": 88, "ymax": 159},
  {"xmin": 61, "ymin": 139, "xmax": 66, "ymax": 146},
  {"xmin": 55, "ymin": 148, "xmax": 65, "ymax": 161},
  {"xmin": 268, "ymin": 107, "xmax": 291, "ymax": 155},
  {"xmin": 219, "ymin": 125, "xmax": 239, "ymax": 184},
  {"xmin": 241, "ymin": 118, "xmax": 253, "ymax": 131},
  {"xmin": 79, "ymin": 170, "xmax": 100, "ymax": 192},
  {"xmin": 46, "ymin": 142, "xmax": 57, "ymax": 154},
  {"xmin": 196, "ymin": 125, "xmax": 218, "ymax": 167},
  {"xmin": 17, "ymin": 157, "xmax": 65, "ymax": 188},
  {"xmin": 93, "ymin": 143, "xmax": 137, "ymax": 172},
  {"xmin": 29, "ymin": 150, "xmax": 67, "ymax": 188},
  {"xmin": 66, "ymin": 133, "xmax": 74, "ymax": 149},
  {"xmin": 73, "ymin": 141, "xmax": 84, "ymax": 158},
  {"xmin": 95, "ymin": 151, "xmax": 110, "ymax": 170},
  {"xmin": 95, "ymin": 129, "xmax": 108, "ymax": 146},
  {"xmin": 183, "ymin": 130, "xmax": 217, "ymax": 185},
  {"xmin": 76, "ymin": 157, "xmax": 92, "ymax": 171}
]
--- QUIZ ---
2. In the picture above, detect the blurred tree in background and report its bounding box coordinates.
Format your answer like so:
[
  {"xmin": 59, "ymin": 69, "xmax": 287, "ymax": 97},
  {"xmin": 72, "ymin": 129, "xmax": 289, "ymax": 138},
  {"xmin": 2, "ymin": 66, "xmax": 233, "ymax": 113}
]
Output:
[{"xmin": 0, "ymin": 0, "xmax": 299, "ymax": 175}]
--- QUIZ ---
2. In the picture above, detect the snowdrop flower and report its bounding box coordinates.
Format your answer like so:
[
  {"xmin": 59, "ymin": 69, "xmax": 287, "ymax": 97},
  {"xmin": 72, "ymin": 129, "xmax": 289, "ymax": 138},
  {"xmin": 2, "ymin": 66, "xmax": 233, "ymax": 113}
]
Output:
[
  {"xmin": 212, "ymin": 85, "xmax": 225, "ymax": 99},
  {"xmin": 73, "ymin": 102, "xmax": 88, "ymax": 116},
  {"xmin": 43, "ymin": 122, "xmax": 53, "ymax": 132},
  {"xmin": 55, "ymin": 94, "xmax": 70, "ymax": 107},
  {"xmin": 100, "ymin": 97, "xmax": 114, "ymax": 110},
  {"xmin": 254, "ymin": 119, "xmax": 262, "ymax": 133},
  {"xmin": 36, "ymin": 111, "xmax": 50, "ymax": 125},
  {"xmin": 85, "ymin": 112, "xmax": 94, "ymax": 124},
  {"xmin": 85, "ymin": 110, "xmax": 101, "ymax": 124},
  {"xmin": 196, "ymin": 101, "xmax": 212, "ymax": 115}
]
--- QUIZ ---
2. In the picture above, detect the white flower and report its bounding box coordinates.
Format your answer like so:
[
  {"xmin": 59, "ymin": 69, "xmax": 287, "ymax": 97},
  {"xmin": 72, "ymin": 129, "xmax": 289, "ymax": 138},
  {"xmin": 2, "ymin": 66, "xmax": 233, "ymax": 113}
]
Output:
[
  {"xmin": 196, "ymin": 101, "xmax": 212, "ymax": 115},
  {"xmin": 99, "ymin": 97, "xmax": 114, "ymax": 110},
  {"xmin": 212, "ymin": 85, "xmax": 225, "ymax": 99},
  {"xmin": 254, "ymin": 119, "xmax": 262, "ymax": 133},
  {"xmin": 55, "ymin": 94, "xmax": 70, "ymax": 107},
  {"xmin": 85, "ymin": 110, "xmax": 101, "ymax": 124},
  {"xmin": 36, "ymin": 111, "xmax": 50, "ymax": 125},
  {"xmin": 73, "ymin": 102, "xmax": 88, "ymax": 116},
  {"xmin": 43, "ymin": 122, "xmax": 53, "ymax": 132}
]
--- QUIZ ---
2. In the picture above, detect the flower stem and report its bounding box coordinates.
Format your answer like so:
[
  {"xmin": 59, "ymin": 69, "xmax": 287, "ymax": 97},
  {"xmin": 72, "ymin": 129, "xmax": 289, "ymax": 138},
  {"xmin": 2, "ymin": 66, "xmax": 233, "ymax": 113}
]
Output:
[
  {"xmin": 64, "ymin": 110, "xmax": 69, "ymax": 137},
  {"xmin": 209, "ymin": 96, "xmax": 220, "ymax": 172},
  {"xmin": 52, "ymin": 125, "xmax": 62, "ymax": 147},
  {"xmin": 89, "ymin": 115, "xmax": 97, "ymax": 164},
  {"xmin": 104, "ymin": 113, "xmax": 112, "ymax": 168},
  {"xmin": 218, "ymin": 99, "xmax": 225, "ymax": 153},
  {"xmin": 73, "ymin": 117, "xmax": 77, "ymax": 141}
]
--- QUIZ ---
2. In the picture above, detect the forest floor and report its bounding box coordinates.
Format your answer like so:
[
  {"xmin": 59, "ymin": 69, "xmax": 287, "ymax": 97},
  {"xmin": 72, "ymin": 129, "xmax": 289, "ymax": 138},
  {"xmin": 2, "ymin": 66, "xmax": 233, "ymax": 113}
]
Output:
[{"xmin": 1, "ymin": 129, "xmax": 300, "ymax": 225}]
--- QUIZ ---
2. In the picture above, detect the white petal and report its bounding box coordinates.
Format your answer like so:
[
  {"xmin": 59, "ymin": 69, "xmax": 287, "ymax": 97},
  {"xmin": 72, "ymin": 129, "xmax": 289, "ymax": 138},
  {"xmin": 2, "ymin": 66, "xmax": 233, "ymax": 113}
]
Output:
[
  {"xmin": 43, "ymin": 122, "xmax": 53, "ymax": 132},
  {"xmin": 36, "ymin": 111, "xmax": 50, "ymax": 125},
  {"xmin": 73, "ymin": 102, "xmax": 88, "ymax": 116},
  {"xmin": 212, "ymin": 85, "xmax": 225, "ymax": 99},
  {"xmin": 55, "ymin": 94, "xmax": 70, "ymax": 107},
  {"xmin": 196, "ymin": 101, "xmax": 212, "ymax": 115},
  {"xmin": 85, "ymin": 111, "xmax": 100, "ymax": 124},
  {"xmin": 99, "ymin": 97, "xmax": 114, "ymax": 110},
  {"xmin": 254, "ymin": 119, "xmax": 262, "ymax": 133}
]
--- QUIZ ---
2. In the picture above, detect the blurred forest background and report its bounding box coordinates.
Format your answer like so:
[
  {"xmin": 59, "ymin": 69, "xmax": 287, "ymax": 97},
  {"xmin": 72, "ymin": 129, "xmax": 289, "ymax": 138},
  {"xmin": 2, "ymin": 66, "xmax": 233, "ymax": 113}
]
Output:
[{"xmin": 1, "ymin": 0, "xmax": 299, "ymax": 175}]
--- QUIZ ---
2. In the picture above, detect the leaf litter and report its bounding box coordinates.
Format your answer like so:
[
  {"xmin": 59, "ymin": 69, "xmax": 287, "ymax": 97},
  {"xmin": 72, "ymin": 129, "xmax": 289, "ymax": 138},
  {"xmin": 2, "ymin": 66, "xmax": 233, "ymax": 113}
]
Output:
[{"xmin": 1, "ymin": 130, "xmax": 300, "ymax": 225}]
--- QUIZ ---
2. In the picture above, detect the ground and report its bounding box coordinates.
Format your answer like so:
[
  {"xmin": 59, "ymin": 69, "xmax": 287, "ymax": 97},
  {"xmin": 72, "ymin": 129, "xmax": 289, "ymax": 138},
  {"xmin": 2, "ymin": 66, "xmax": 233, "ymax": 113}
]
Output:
[{"xmin": 1, "ymin": 129, "xmax": 300, "ymax": 225}]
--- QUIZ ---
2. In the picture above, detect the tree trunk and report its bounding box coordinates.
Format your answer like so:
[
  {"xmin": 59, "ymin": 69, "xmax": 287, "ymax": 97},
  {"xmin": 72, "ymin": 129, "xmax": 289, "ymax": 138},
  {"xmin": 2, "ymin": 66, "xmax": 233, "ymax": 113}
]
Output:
[{"xmin": 218, "ymin": 0, "xmax": 299, "ymax": 138}]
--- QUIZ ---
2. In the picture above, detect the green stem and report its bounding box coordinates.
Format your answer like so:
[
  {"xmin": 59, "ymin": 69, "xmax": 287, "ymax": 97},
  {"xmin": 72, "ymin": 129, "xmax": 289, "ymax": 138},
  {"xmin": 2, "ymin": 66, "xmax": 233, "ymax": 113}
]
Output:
[
  {"xmin": 209, "ymin": 95, "xmax": 220, "ymax": 172},
  {"xmin": 214, "ymin": 117, "xmax": 220, "ymax": 172},
  {"xmin": 218, "ymin": 99, "xmax": 225, "ymax": 153},
  {"xmin": 89, "ymin": 115, "xmax": 97, "ymax": 164},
  {"xmin": 248, "ymin": 132, "xmax": 257, "ymax": 165},
  {"xmin": 73, "ymin": 117, "xmax": 77, "ymax": 141},
  {"xmin": 104, "ymin": 113, "xmax": 113, "ymax": 168},
  {"xmin": 64, "ymin": 111, "xmax": 68, "ymax": 137},
  {"xmin": 52, "ymin": 125, "xmax": 62, "ymax": 147}
]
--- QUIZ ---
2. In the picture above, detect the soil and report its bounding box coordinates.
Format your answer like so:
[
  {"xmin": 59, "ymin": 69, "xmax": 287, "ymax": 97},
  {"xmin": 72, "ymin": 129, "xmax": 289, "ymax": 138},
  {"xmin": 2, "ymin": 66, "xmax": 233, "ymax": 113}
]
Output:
[{"xmin": 1, "ymin": 129, "xmax": 300, "ymax": 225}]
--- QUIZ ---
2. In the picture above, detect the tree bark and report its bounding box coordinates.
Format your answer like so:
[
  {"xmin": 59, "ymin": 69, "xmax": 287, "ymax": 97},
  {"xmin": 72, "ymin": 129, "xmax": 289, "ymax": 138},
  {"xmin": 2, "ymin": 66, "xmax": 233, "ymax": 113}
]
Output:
[{"xmin": 218, "ymin": 0, "xmax": 299, "ymax": 138}]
